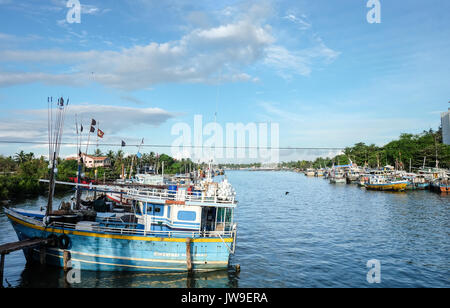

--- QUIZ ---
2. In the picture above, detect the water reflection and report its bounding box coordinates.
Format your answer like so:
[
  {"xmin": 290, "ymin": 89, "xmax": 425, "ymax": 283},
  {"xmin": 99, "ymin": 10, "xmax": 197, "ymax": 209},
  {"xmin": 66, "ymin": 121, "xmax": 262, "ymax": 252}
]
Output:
[
  {"xmin": 2, "ymin": 171, "xmax": 449, "ymax": 288},
  {"xmin": 16, "ymin": 264, "xmax": 239, "ymax": 288}
]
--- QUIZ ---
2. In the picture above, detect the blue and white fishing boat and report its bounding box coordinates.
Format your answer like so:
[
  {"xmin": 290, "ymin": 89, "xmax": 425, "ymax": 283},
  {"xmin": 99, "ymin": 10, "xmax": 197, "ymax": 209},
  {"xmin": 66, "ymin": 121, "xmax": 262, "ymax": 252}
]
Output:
[
  {"xmin": 4, "ymin": 97, "xmax": 238, "ymax": 272},
  {"xmin": 5, "ymin": 180, "xmax": 238, "ymax": 272}
]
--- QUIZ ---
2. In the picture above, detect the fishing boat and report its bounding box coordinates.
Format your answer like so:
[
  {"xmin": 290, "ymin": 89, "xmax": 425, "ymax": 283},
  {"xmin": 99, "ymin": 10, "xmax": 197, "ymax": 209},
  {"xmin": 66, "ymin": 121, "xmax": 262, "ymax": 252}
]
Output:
[
  {"xmin": 305, "ymin": 168, "xmax": 315, "ymax": 177},
  {"xmin": 5, "ymin": 183, "xmax": 238, "ymax": 271},
  {"xmin": 365, "ymin": 176, "xmax": 408, "ymax": 192},
  {"xmin": 314, "ymin": 169, "xmax": 324, "ymax": 177},
  {"xmin": 358, "ymin": 174, "xmax": 370, "ymax": 187},
  {"xmin": 346, "ymin": 166, "xmax": 364, "ymax": 184},
  {"xmin": 5, "ymin": 97, "xmax": 239, "ymax": 272},
  {"xmin": 329, "ymin": 169, "xmax": 346, "ymax": 184},
  {"xmin": 430, "ymin": 178, "xmax": 450, "ymax": 193},
  {"xmin": 402, "ymin": 173, "xmax": 430, "ymax": 190}
]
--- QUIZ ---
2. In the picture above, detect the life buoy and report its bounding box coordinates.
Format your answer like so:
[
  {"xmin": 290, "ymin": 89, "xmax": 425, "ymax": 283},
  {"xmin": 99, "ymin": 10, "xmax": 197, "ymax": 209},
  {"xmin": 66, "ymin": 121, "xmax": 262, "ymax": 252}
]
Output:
[{"xmin": 58, "ymin": 234, "xmax": 70, "ymax": 250}]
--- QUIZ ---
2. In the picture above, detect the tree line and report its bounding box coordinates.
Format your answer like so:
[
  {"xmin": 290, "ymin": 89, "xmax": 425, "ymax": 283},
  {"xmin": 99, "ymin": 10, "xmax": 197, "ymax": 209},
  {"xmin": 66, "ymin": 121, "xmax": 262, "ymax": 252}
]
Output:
[
  {"xmin": 281, "ymin": 128, "xmax": 450, "ymax": 170},
  {"xmin": 0, "ymin": 150, "xmax": 197, "ymax": 201}
]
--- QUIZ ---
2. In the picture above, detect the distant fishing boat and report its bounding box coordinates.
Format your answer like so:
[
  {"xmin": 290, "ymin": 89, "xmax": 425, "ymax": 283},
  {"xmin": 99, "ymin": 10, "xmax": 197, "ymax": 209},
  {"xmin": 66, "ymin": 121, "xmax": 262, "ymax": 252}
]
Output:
[
  {"xmin": 358, "ymin": 174, "xmax": 370, "ymax": 187},
  {"xmin": 305, "ymin": 168, "xmax": 315, "ymax": 177},
  {"xmin": 329, "ymin": 169, "xmax": 346, "ymax": 184},
  {"xmin": 365, "ymin": 176, "xmax": 408, "ymax": 192},
  {"xmin": 346, "ymin": 166, "xmax": 364, "ymax": 184},
  {"xmin": 315, "ymin": 169, "xmax": 324, "ymax": 177},
  {"xmin": 402, "ymin": 173, "xmax": 430, "ymax": 190},
  {"xmin": 430, "ymin": 179, "xmax": 450, "ymax": 193}
]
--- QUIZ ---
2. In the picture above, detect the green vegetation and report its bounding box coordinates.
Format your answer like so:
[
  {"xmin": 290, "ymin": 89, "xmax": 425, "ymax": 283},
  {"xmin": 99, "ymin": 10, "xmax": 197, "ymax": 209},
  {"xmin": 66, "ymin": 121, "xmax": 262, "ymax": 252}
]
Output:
[
  {"xmin": 281, "ymin": 128, "xmax": 450, "ymax": 170},
  {"xmin": 0, "ymin": 152, "xmax": 47, "ymax": 200},
  {"xmin": 0, "ymin": 150, "xmax": 196, "ymax": 201}
]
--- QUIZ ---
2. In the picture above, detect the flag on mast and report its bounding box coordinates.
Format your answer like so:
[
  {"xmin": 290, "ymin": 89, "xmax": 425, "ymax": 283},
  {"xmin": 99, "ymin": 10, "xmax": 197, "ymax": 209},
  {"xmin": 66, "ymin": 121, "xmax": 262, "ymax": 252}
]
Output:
[
  {"xmin": 91, "ymin": 119, "xmax": 97, "ymax": 126},
  {"xmin": 97, "ymin": 129, "xmax": 104, "ymax": 138}
]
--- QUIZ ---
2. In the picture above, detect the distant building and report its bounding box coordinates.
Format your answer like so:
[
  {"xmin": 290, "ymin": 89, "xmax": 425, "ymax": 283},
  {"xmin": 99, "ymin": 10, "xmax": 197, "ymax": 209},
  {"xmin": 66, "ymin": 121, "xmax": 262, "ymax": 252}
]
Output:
[
  {"xmin": 80, "ymin": 153, "xmax": 111, "ymax": 168},
  {"xmin": 442, "ymin": 108, "xmax": 450, "ymax": 145}
]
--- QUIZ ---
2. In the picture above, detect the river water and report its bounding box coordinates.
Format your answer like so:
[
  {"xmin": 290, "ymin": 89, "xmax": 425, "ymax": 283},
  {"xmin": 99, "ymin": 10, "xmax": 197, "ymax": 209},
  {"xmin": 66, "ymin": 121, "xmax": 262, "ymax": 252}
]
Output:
[{"xmin": 0, "ymin": 171, "xmax": 448, "ymax": 288}]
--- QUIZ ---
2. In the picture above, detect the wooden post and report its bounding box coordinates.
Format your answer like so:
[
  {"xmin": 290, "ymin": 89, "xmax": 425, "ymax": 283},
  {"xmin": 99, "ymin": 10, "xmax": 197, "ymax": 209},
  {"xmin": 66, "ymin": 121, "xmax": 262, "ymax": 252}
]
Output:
[
  {"xmin": 63, "ymin": 250, "xmax": 71, "ymax": 271},
  {"xmin": 25, "ymin": 248, "xmax": 33, "ymax": 263},
  {"xmin": 39, "ymin": 246, "xmax": 46, "ymax": 265},
  {"xmin": 235, "ymin": 264, "xmax": 241, "ymax": 273},
  {"xmin": 0, "ymin": 253, "xmax": 5, "ymax": 288},
  {"xmin": 186, "ymin": 238, "xmax": 193, "ymax": 274}
]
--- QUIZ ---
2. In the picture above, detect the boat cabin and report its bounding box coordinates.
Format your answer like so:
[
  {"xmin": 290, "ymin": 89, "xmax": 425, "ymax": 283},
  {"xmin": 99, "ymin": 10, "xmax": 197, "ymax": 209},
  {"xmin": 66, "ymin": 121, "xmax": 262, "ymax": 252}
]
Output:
[{"xmin": 133, "ymin": 200, "xmax": 235, "ymax": 234}]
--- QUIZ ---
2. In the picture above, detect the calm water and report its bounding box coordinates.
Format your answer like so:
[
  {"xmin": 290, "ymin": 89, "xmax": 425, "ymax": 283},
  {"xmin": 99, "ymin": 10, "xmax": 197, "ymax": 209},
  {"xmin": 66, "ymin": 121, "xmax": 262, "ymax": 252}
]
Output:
[{"xmin": 1, "ymin": 171, "xmax": 449, "ymax": 288}]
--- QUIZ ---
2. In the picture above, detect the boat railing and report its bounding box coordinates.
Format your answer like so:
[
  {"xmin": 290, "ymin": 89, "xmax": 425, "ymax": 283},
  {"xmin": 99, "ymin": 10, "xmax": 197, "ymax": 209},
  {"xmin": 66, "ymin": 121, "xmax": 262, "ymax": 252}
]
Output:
[
  {"xmin": 39, "ymin": 179, "xmax": 237, "ymax": 204},
  {"xmin": 48, "ymin": 221, "xmax": 234, "ymax": 238},
  {"xmin": 124, "ymin": 187, "xmax": 236, "ymax": 205}
]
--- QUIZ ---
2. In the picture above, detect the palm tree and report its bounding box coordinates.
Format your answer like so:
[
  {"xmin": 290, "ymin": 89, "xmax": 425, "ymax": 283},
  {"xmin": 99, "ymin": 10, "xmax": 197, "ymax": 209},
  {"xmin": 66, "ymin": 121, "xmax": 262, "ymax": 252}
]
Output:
[
  {"xmin": 25, "ymin": 152, "xmax": 35, "ymax": 162},
  {"xmin": 106, "ymin": 150, "xmax": 115, "ymax": 166},
  {"xmin": 115, "ymin": 150, "xmax": 124, "ymax": 163},
  {"xmin": 14, "ymin": 151, "xmax": 26, "ymax": 164}
]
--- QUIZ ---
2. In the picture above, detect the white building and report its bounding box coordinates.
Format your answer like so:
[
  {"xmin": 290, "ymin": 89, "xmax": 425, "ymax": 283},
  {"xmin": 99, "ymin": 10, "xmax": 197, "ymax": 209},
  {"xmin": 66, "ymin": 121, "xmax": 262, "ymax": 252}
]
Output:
[
  {"xmin": 442, "ymin": 108, "xmax": 450, "ymax": 145},
  {"xmin": 80, "ymin": 153, "xmax": 111, "ymax": 168}
]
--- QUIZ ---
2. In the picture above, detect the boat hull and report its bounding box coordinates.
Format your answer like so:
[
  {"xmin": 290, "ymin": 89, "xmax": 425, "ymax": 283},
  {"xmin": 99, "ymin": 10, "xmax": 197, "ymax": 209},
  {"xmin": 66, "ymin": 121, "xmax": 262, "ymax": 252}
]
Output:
[
  {"xmin": 6, "ymin": 210, "xmax": 233, "ymax": 272},
  {"xmin": 415, "ymin": 183, "xmax": 430, "ymax": 190},
  {"xmin": 365, "ymin": 182, "xmax": 408, "ymax": 191},
  {"xmin": 330, "ymin": 178, "xmax": 346, "ymax": 184},
  {"xmin": 431, "ymin": 183, "xmax": 450, "ymax": 193}
]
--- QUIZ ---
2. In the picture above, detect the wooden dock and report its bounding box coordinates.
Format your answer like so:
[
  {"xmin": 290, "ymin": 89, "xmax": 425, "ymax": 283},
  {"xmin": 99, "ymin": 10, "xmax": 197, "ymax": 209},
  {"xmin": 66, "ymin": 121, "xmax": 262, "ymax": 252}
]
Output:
[{"xmin": 0, "ymin": 237, "xmax": 53, "ymax": 288}]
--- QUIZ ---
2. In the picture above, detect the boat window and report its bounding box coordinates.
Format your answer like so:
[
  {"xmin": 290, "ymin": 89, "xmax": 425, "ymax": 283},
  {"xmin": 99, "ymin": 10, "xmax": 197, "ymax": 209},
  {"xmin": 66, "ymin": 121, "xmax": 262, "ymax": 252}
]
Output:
[
  {"xmin": 155, "ymin": 207, "xmax": 160, "ymax": 213},
  {"xmin": 177, "ymin": 211, "xmax": 196, "ymax": 221},
  {"xmin": 134, "ymin": 201, "xmax": 142, "ymax": 215}
]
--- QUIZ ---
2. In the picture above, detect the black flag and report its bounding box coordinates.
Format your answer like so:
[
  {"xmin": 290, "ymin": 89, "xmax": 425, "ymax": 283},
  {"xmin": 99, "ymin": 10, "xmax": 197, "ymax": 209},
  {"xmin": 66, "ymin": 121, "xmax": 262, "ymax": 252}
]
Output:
[
  {"xmin": 90, "ymin": 126, "xmax": 95, "ymax": 133},
  {"xmin": 121, "ymin": 140, "xmax": 126, "ymax": 147},
  {"xmin": 80, "ymin": 124, "xmax": 83, "ymax": 132},
  {"xmin": 91, "ymin": 119, "xmax": 97, "ymax": 126}
]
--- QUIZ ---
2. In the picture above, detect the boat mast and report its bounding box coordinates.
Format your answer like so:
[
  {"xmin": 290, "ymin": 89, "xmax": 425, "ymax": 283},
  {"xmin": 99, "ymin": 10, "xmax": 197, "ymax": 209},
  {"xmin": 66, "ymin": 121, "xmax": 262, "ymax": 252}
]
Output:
[
  {"xmin": 129, "ymin": 138, "xmax": 144, "ymax": 179},
  {"xmin": 75, "ymin": 114, "xmax": 82, "ymax": 210},
  {"xmin": 434, "ymin": 135, "xmax": 439, "ymax": 169},
  {"xmin": 46, "ymin": 96, "xmax": 69, "ymax": 217}
]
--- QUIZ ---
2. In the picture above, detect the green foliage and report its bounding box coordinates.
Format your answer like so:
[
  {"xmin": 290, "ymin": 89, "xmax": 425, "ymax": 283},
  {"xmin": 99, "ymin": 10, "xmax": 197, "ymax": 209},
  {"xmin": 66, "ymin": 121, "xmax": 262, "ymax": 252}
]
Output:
[
  {"xmin": 0, "ymin": 150, "xmax": 194, "ymax": 200},
  {"xmin": 281, "ymin": 128, "xmax": 450, "ymax": 170},
  {"xmin": 57, "ymin": 159, "xmax": 78, "ymax": 181}
]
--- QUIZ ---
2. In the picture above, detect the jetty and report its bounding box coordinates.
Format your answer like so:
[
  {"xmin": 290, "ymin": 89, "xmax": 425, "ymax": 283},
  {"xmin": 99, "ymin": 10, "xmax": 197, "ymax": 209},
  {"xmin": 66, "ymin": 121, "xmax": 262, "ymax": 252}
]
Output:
[{"xmin": 0, "ymin": 237, "xmax": 54, "ymax": 287}]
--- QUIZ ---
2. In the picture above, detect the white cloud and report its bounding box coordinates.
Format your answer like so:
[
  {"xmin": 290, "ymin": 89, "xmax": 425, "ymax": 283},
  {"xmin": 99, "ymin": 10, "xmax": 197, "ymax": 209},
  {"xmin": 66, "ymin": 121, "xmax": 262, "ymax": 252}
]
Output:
[
  {"xmin": 264, "ymin": 39, "xmax": 340, "ymax": 78},
  {"xmin": 283, "ymin": 14, "xmax": 311, "ymax": 30},
  {"xmin": 0, "ymin": 104, "xmax": 176, "ymax": 143},
  {"xmin": 0, "ymin": 2, "xmax": 339, "ymax": 90},
  {"xmin": 258, "ymin": 101, "xmax": 420, "ymax": 148}
]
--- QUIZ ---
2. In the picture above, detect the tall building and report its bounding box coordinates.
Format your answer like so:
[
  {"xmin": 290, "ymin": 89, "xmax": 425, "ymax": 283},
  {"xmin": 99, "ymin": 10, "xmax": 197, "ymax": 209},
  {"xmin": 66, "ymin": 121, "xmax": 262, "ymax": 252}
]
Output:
[{"xmin": 442, "ymin": 108, "xmax": 450, "ymax": 145}]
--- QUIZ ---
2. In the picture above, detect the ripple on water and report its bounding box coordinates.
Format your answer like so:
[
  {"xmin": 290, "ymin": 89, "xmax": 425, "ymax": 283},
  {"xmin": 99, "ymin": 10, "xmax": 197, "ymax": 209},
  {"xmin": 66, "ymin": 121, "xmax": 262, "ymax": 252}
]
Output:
[{"xmin": 1, "ymin": 171, "xmax": 449, "ymax": 287}]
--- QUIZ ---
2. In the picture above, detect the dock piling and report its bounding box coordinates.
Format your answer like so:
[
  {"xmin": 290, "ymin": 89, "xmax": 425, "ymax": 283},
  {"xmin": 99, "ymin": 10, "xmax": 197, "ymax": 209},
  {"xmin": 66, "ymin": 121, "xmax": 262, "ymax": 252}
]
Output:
[
  {"xmin": 235, "ymin": 264, "xmax": 241, "ymax": 273},
  {"xmin": 186, "ymin": 238, "xmax": 193, "ymax": 274},
  {"xmin": 63, "ymin": 250, "xmax": 71, "ymax": 271},
  {"xmin": 39, "ymin": 247, "xmax": 46, "ymax": 265},
  {"xmin": 0, "ymin": 253, "xmax": 5, "ymax": 288}
]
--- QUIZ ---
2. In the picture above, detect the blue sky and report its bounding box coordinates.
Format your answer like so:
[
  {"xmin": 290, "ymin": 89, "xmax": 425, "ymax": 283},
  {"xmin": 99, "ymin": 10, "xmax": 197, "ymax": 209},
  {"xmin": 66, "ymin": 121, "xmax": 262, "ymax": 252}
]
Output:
[{"xmin": 0, "ymin": 0, "xmax": 449, "ymax": 162}]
